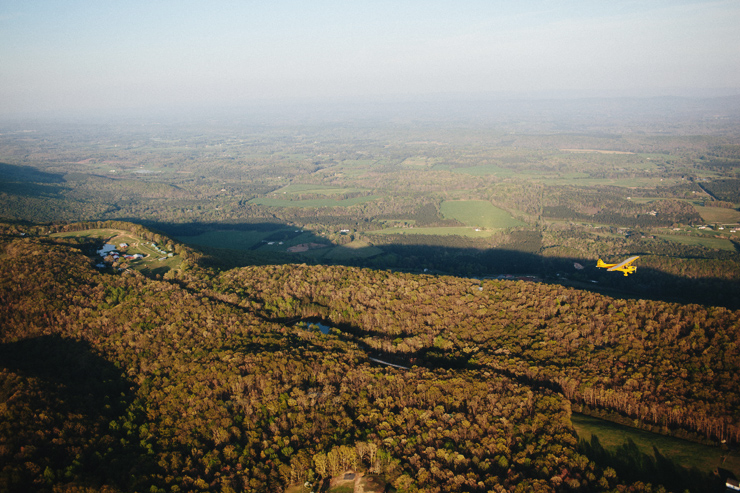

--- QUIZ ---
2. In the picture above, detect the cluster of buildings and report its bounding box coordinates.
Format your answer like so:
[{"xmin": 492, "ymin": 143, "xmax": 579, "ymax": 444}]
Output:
[
  {"xmin": 150, "ymin": 242, "xmax": 174, "ymax": 261},
  {"xmin": 95, "ymin": 243, "xmax": 145, "ymax": 268}
]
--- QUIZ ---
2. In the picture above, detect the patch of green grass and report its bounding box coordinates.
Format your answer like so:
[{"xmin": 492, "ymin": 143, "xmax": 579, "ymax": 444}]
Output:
[
  {"xmin": 656, "ymin": 234, "xmax": 736, "ymax": 251},
  {"xmin": 441, "ymin": 200, "xmax": 524, "ymax": 229},
  {"xmin": 327, "ymin": 484, "xmax": 354, "ymax": 493},
  {"xmin": 693, "ymin": 205, "xmax": 740, "ymax": 224},
  {"xmin": 176, "ymin": 230, "xmax": 272, "ymax": 250},
  {"xmin": 627, "ymin": 197, "xmax": 661, "ymax": 204},
  {"xmin": 178, "ymin": 228, "xmax": 321, "ymax": 253},
  {"xmin": 136, "ymin": 254, "xmax": 182, "ymax": 276},
  {"xmin": 322, "ymin": 240, "xmax": 384, "ymax": 260},
  {"xmin": 51, "ymin": 228, "xmax": 125, "ymax": 240},
  {"xmin": 368, "ymin": 226, "xmax": 497, "ymax": 237},
  {"xmin": 572, "ymin": 413, "xmax": 740, "ymax": 477}
]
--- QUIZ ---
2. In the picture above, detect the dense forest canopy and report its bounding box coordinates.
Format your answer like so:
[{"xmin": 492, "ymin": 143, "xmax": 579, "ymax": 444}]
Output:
[
  {"xmin": 2, "ymin": 223, "xmax": 740, "ymax": 492},
  {"xmin": 1, "ymin": 107, "xmax": 740, "ymax": 491}
]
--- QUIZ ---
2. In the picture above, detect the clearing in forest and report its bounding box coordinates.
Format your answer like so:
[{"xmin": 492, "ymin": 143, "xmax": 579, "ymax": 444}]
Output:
[
  {"xmin": 572, "ymin": 413, "xmax": 740, "ymax": 477},
  {"xmin": 440, "ymin": 200, "xmax": 524, "ymax": 229},
  {"xmin": 693, "ymin": 204, "xmax": 740, "ymax": 224},
  {"xmin": 656, "ymin": 234, "xmax": 736, "ymax": 251},
  {"xmin": 50, "ymin": 228, "xmax": 182, "ymax": 274}
]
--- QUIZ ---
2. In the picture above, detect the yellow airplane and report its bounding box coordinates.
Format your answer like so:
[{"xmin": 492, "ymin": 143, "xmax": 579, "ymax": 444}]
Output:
[{"xmin": 596, "ymin": 256, "xmax": 639, "ymax": 276}]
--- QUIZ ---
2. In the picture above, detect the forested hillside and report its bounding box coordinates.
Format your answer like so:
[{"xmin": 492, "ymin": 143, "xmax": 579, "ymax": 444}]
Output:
[{"xmin": 1, "ymin": 223, "xmax": 737, "ymax": 492}]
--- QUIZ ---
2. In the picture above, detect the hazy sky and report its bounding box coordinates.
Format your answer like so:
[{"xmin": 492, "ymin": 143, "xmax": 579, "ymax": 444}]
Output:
[{"xmin": 1, "ymin": 0, "xmax": 739, "ymax": 117}]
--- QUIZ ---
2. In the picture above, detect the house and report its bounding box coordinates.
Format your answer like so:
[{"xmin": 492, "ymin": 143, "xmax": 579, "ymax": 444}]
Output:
[{"xmin": 119, "ymin": 243, "xmax": 128, "ymax": 248}]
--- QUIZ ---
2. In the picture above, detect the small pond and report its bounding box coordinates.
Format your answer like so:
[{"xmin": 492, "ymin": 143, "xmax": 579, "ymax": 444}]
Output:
[{"xmin": 295, "ymin": 320, "xmax": 330, "ymax": 334}]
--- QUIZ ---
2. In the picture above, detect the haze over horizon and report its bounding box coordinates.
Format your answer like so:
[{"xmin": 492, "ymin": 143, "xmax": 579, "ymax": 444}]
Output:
[{"xmin": 2, "ymin": 0, "xmax": 740, "ymax": 120}]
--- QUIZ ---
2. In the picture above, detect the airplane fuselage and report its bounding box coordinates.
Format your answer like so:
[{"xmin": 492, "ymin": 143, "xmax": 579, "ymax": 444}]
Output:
[{"xmin": 596, "ymin": 256, "xmax": 639, "ymax": 276}]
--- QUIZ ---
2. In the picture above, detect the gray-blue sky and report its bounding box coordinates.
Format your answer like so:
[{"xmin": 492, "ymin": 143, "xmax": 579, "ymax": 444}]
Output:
[{"xmin": 1, "ymin": 0, "xmax": 739, "ymax": 117}]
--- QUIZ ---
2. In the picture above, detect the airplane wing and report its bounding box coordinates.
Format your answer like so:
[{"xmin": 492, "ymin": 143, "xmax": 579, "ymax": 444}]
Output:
[{"xmin": 608, "ymin": 255, "xmax": 639, "ymax": 271}]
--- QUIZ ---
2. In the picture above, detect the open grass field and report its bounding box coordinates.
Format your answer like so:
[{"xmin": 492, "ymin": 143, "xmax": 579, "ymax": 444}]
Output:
[
  {"xmin": 441, "ymin": 200, "xmax": 525, "ymax": 229},
  {"xmin": 321, "ymin": 240, "xmax": 384, "ymax": 260},
  {"xmin": 327, "ymin": 485, "xmax": 353, "ymax": 493},
  {"xmin": 368, "ymin": 226, "xmax": 498, "ymax": 237},
  {"xmin": 138, "ymin": 254, "xmax": 183, "ymax": 277},
  {"xmin": 178, "ymin": 227, "xmax": 325, "ymax": 252},
  {"xmin": 176, "ymin": 230, "xmax": 279, "ymax": 250},
  {"xmin": 656, "ymin": 234, "xmax": 737, "ymax": 251},
  {"xmin": 693, "ymin": 204, "xmax": 740, "ymax": 224},
  {"xmin": 249, "ymin": 195, "xmax": 378, "ymax": 208},
  {"xmin": 572, "ymin": 413, "xmax": 740, "ymax": 477},
  {"xmin": 52, "ymin": 228, "xmax": 131, "ymax": 241},
  {"xmin": 177, "ymin": 229, "xmax": 382, "ymax": 261},
  {"xmin": 627, "ymin": 197, "xmax": 663, "ymax": 204}
]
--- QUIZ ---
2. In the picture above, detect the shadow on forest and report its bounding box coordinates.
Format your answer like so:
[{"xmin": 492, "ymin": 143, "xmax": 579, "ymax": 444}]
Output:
[
  {"xmin": 0, "ymin": 162, "xmax": 68, "ymax": 198},
  {"xmin": 141, "ymin": 219, "xmax": 740, "ymax": 310},
  {"xmin": 578, "ymin": 434, "xmax": 725, "ymax": 493},
  {"xmin": 0, "ymin": 162, "xmax": 66, "ymax": 184},
  {"xmin": 0, "ymin": 335, "xmax": 162, "ymax": 491}
]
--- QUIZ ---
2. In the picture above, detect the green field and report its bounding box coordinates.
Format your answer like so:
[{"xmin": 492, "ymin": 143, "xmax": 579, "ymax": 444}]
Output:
[
  {"xmin": 627, "ymin": 197, "xmax": 663, "ymax": 204},
  {"xmin": 321, "ymin": 240, "xmax": 384, "ymax": 260},
  {"xmin": 51, "ymin": 228, "xmax": 126, "ymax": 240},
  {"xmin": 657, "ymin": 234, "xmax": 736, "ymax": 251},
  {"xmin": 440, "ymin": 200, "xmax": 525, "ymax": 229},
  {"xmin": 176, "ymin": 230, "xmax": 283, "ymax": 250},
  {"xmin": 693, "ymin": 204, "xmax": 740, "ymax": 224},
  {"xmin": 572, "ymin": 413, "xmax": 740, "ymax": 477},
  {"xmin": 177, "ymin": 229, "xmax": 384, "ymax": 261},
  {"xmin": 368, "ymin": 226, "xmax": 498, "ymax": 237}
]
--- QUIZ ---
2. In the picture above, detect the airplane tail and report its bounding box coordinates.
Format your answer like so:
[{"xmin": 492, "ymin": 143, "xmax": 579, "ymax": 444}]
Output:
[{"xmin": 597, "ymin": 259, "xmax": 608, "ymax": 268}]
